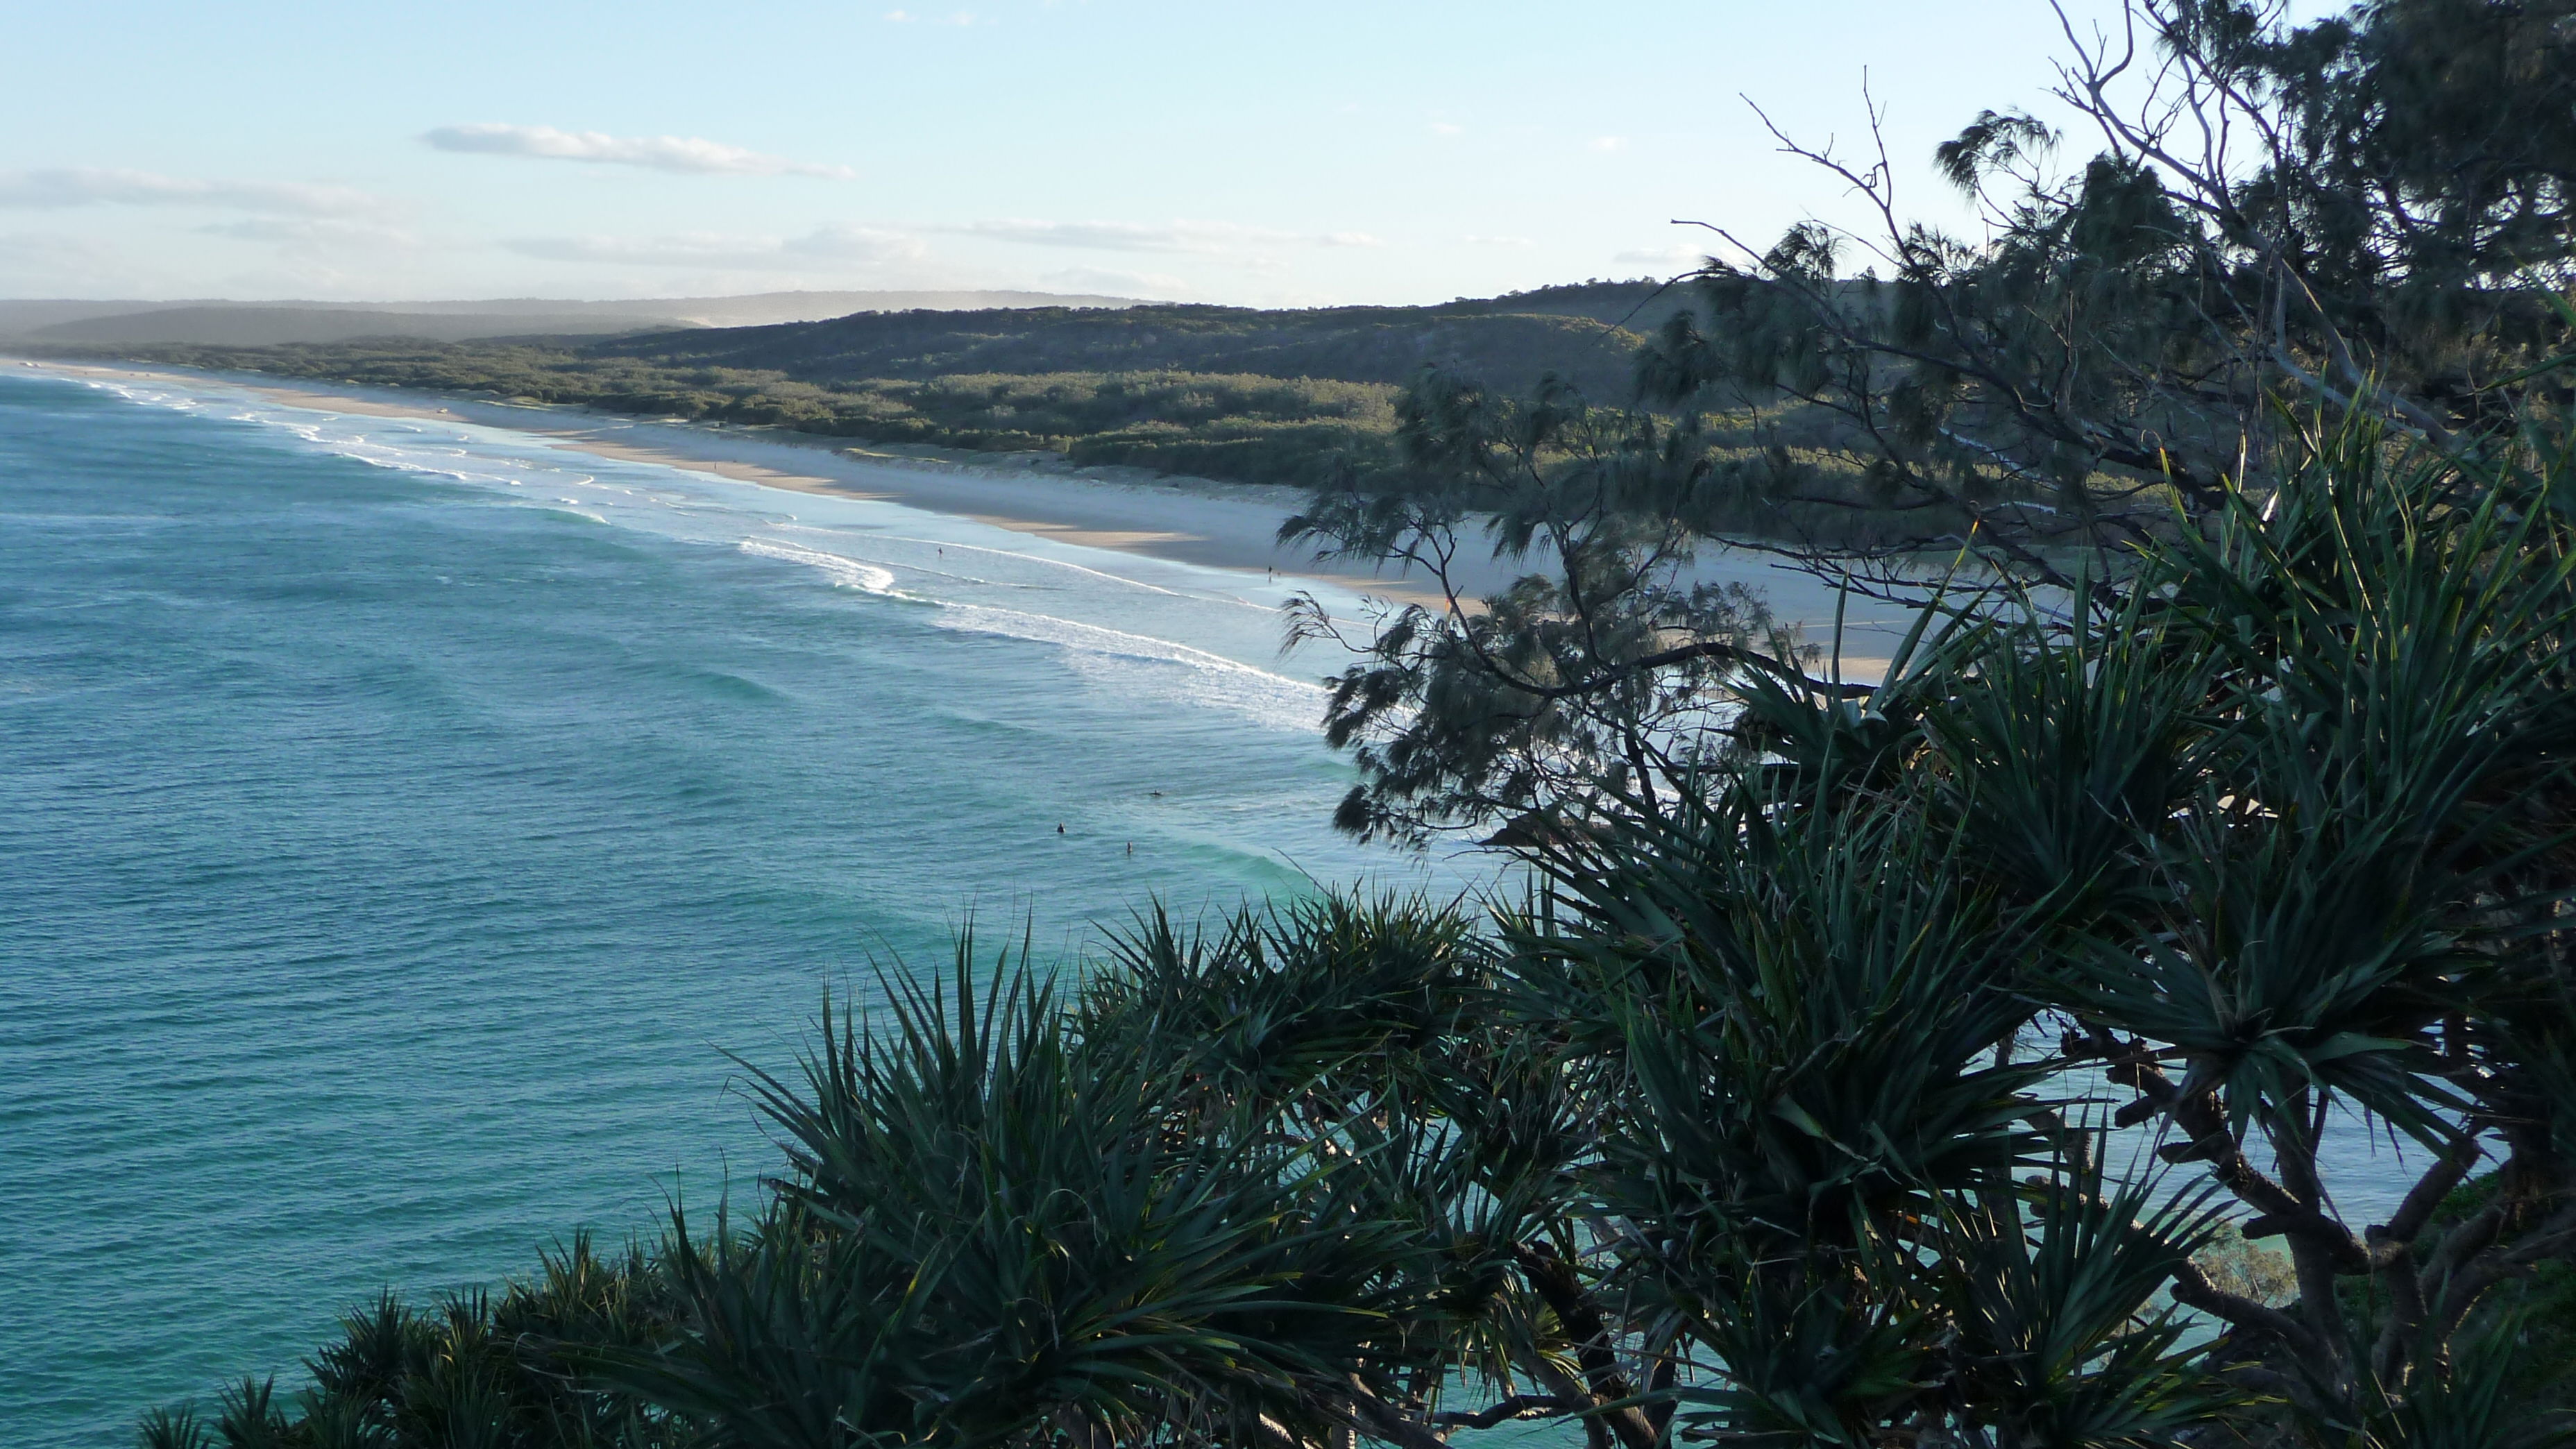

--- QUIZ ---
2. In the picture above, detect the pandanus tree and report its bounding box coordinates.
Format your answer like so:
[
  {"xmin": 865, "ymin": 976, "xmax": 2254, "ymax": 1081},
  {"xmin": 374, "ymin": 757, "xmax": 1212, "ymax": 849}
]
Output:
[
  {"xmin": 155, "ymin": 421, "xmax": 2576, "ymax": 1443},
  {"xmin": 1618, "ymin": 418, "xmax": 2576, "ymax": 1441}
]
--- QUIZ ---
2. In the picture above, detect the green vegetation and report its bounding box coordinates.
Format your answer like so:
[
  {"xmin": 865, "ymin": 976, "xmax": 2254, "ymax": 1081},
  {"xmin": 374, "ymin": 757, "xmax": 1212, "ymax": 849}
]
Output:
[
  {"xmin": 44, "ymin": 285, "xmax": 1938, "ymax": 534},
  {"xmin": 1290, "ymin": 0, "xmax": 2576, "ymax": 842},
  {"xmin": 141, "ymin": 420, "xmax": 2576, "ymax": 1448},
  {"xmin": 33, "ymin": 286, "xmax": 1690, "ymax": 495},
  {"xmin": 573, "ymin": 293, "xmax": 1674, "ymax": 397},
  {"xmin": 116, "ymin": 0, "xmax": 2576, "ymax": 1443},
  {"xmin": 34, "ymin": 337, "xmax": 1416, "ymax": 480}
]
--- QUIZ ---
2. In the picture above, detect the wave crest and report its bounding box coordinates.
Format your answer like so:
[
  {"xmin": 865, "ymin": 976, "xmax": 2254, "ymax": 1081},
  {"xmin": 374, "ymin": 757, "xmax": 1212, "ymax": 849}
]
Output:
[{"xmin": 737, "ymin": 537, "xmax": 899, "ymax": 595}]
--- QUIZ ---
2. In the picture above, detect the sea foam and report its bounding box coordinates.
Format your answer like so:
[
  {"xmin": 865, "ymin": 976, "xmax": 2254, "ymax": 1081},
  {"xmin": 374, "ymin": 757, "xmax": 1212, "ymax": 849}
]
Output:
[{"xmin": 736, "ymin": 536, "xmax": 901, "ymax": 596}]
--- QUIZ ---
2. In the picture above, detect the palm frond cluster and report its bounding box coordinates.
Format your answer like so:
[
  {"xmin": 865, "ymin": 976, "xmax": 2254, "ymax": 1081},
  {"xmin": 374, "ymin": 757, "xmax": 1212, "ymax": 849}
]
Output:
[{"xmin": 153, "ymin": 425, "xmax": 2576, "ymax": 1446}]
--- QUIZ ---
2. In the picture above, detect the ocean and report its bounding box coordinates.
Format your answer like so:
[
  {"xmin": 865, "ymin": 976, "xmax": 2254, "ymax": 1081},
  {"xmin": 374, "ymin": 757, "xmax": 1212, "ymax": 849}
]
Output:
[
  {"xmin": 0, "ymin": 370, "xmax": 1461, "ymax": 1448},
  {"xmin": 0, "ymin": 367, "xmax": 2443, "ymax": 1448}
]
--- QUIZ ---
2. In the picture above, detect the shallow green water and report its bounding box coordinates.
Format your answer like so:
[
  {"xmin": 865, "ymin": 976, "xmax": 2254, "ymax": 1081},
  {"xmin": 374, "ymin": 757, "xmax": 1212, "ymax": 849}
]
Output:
[{"xmin": 0, "ymin": 371, "xmax": 1456, "ymax": 1446}]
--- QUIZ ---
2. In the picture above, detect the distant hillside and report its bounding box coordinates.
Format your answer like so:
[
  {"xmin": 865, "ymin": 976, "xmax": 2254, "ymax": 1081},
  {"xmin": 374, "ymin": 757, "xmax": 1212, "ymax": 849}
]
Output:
[
  {"xmin": 591, "ymin": 296, "xmax": 1654, "ymax": 400},
  {"xmin": 636, "ymin": 290, "xmax": 1148, "ymax": 328},
  {"xmin": 27, "ymin": 307, "xmax": 686, "ymax": 348},
  {"xmin": 0, "ymin": 289, "xmax": 1146, "ymax": 348}
]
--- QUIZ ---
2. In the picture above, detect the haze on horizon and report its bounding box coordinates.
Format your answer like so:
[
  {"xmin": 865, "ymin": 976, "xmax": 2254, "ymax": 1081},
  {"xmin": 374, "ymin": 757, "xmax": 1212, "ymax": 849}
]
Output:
[{"xmin": 0, "ymin": 1, "xmax": 2325, "ymax": 309}]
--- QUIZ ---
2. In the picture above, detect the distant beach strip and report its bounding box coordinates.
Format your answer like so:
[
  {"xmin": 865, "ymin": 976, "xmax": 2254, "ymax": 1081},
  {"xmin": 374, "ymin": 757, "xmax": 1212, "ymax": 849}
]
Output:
[{"xmin": 21, "ymin": 358, "xmax": 1921, "ymax": 679}]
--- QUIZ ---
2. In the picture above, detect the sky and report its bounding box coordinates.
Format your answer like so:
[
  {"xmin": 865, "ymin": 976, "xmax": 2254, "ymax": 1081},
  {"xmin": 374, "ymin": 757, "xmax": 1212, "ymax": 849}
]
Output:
[{"xmin": 0, "ymin": 1, "xmax": 2338, "ymax": 307}]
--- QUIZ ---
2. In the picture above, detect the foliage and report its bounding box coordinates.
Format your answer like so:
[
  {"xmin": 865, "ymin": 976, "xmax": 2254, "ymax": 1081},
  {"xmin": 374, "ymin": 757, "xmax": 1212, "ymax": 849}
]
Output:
[
  {"xmin": 580, "ymin": 297, "xmax": 1661, "ymax": 400},
  {"xmin": 35, "ymin": 284, "xmax": 1941, "ymax": 534},
  {"xmin": 25, "ymin": 285, "xmax": 1700, "ymax": 498},
  {"xmin": 2196, "ymin": 1224, "xmax": 2299, "ymax": 1310},
  {"xmin": 1285, "ymin": 0, "xmax": 2576, "ymax": 842},
  {"xmin": 1281, "ymin": 371, "xmax": 1856, "ymax": 842},
  {"xmin": 133, "ymin": 1239, "xmax": 691, "ymax": 1449},
  {"xmin": 114, "ymin": 6, "xmax": 2576, "ymax": 1443},
  {"xmin": 31, "ymin": 336, "xmax": 1419, "ymax": 490},
  {"xmin": 148, "ymin": 416, "xmax": 2576, "ymax": 1445},
  {"xmin": 1720, "ymin": 417, "xmax": 2576, "ymax": 1440},
  {"xmin": 1627, "ymin": 0, "xmax": 2576, "ymax": 570}
]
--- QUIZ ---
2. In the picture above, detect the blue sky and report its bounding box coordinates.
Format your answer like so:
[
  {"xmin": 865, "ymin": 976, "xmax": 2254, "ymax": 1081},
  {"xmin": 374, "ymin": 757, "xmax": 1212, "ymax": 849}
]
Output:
[{"xmin": 0, "ymin": 1, "xmax": 2323, "ymax": 305}]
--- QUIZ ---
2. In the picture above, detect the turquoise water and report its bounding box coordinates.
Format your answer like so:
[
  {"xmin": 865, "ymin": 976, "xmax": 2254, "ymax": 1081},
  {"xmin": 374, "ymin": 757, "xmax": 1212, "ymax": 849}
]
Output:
[
  {"xmin": 0, "ymin": 368, "xmax": 2448, "ymax": 1448},
  {"xmin": 0, "ymin": 371, "xmax": 1457, "ymax": 1448}
]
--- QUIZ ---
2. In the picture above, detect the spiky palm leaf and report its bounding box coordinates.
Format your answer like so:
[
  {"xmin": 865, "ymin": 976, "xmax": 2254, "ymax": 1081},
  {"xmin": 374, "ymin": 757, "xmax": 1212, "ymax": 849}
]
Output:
[
  {"xmin": 675, "ymin": 932, "xmax": 1439, "ymax": 1448},
  {"xmin": 1935, "ymin": 1150, "xmax": 2244, "ymax": 1448}
]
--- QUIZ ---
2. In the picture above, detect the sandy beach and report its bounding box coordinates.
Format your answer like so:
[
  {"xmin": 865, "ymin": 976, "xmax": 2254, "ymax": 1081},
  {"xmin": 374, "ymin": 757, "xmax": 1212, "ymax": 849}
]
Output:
[
  {"xmin": 16, "ymin": 358, "xmax": 1913, "ymax": 670},
  {"xmin": 20, "ymin": 359, "xmax": 1505, "ymax": 601}
]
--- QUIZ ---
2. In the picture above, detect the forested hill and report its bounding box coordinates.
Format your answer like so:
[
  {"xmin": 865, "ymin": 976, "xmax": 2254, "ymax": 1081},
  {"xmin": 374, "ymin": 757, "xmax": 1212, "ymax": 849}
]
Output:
[
  {"xmin": 20, "ymin": 280, "xmax": 1693, "ymax": 493},
  {"xmin": 580, "ymin": 281, "xmax": 1685, "ymax": 399}
]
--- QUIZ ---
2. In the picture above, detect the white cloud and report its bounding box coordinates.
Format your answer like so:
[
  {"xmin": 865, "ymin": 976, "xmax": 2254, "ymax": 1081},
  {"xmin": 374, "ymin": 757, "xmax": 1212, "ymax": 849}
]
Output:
[
  {"xmin": 946, "ymin": 219, "xmax": 1380, "ymax": 255},
  {"xmin": 504, "ymin": 225, "xmax": 924, "ymax": 269},
  {"xmin": 1590, "ymin": 136, "xmax": 1629, "ymax": 153},
  {"xmin": 0, "ymin": 230, "xmax": 101, "ymax": 262},
  {"xmin": 1613, "ymin": 244, "xmax": 1711, "ymax": 269},
  {"xmin": 0, "ymin": 230, "xmax": 132, "ymax": 289},
  {"xmin": 200, "ymin": 217, "xmax": 421, "ymax": 251},
  {"xmin": 423, "ymin": 124, "xmax": 855, "ymax": 179},
  {"xmin": 1462, "ymin": 234, "xmax": 1536, "ymax": 247},
  {"xmin": 0, "ymin": 167, "xmax": 392, "ymax": 217},
  {"xmin": 1429, "ymin": 121, "xmax": 1466, "ymax": 137},
  {"xmin": 1035, "ymin": 266, "xmax": 1193, "ymax": 299},
  {"xmin": 884, "ymin": 8, "xmax": 983, "ymax": 20},
  {"xmin": 781, "ymin": 226, "xmax": 924, "ymax": 261}
]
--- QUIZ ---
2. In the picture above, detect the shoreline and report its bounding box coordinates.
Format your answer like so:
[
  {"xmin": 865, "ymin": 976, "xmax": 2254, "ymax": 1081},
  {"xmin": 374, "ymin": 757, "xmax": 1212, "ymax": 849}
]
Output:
[
  {"xmin": 13, "ymin": 357, "xmax": 1508, "ymax": 609},
  {"xmin": 11, "ymin": 357, "xmax": 1908, "ymax": 670}
]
